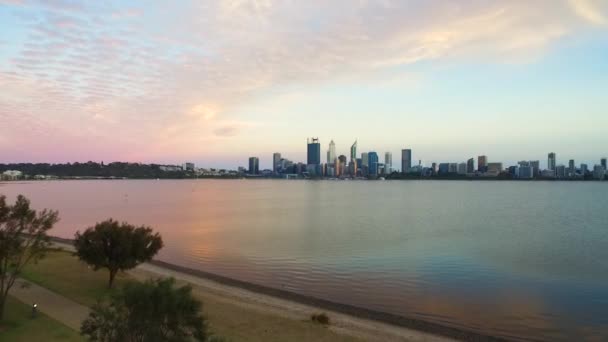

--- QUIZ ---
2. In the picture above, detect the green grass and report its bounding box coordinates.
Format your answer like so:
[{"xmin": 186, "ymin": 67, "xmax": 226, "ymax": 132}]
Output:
[
  {"xmin": 0, "ymin": 296, "xmax": 83, "ymax": 342},
  {"xmin": 21, "ymin": 248, "xmax": 133, "ymax": 307}
]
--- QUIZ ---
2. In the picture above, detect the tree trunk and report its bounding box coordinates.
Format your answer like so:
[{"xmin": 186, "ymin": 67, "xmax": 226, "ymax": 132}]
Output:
[
  {"xmin": 108, "ymin": 269, "xmax": 117, "ymax": 289},
  {"xmin": 0, "ymin": 295, "xmax": 5, "ymax": 321}
]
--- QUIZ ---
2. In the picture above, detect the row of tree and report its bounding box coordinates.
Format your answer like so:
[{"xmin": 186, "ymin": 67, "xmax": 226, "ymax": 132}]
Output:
[
  {"xmin": 0, "ymin": 195, "xmax": 212, "ymax": 341},
  {"xmin": 0, "ymin": 162, "xmax": 194, "ymax": 179}
]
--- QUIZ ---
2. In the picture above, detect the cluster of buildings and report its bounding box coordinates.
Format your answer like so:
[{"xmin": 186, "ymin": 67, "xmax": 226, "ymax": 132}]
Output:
[{"xmin": 245, "ymin": 138, "xmax": 607, "ymax": 181}]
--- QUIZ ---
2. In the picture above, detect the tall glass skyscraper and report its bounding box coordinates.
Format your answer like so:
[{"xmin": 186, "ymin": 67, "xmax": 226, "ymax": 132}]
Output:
[
  {"xmin": 548, "ymin": 152, "xmax": 556, "ymax": 171},
  {"xmin": 327, "ymin": 140, "xmax": 336, "ymax": 164},
  {"xmin": 478, "ymin": 155, "xmax": 488, "ymax": 173},
  {"xmin": 307, "ymin": 138, "xmax": 321, "ymax": 165},
  {"xmin": 401, "ymin": 149, "xmax": 412, "ymax": 173},
  {"xmin": 273, "ymin": 152, "xmax": 281, "ymax": 173},
  {"xmin": 248, "ymin": 157, "xmax": 259, "ymax": 175},
  {"xmin": 350, "ymin": 140, "xmax": 357, "ymax": 161},
  {"xmin": 384, "ymin": 152, "xmax": 392, "ymax": 173},
  {"xmin": 368, "ymin": 152, "xmax": 379, "ymax": 176}
]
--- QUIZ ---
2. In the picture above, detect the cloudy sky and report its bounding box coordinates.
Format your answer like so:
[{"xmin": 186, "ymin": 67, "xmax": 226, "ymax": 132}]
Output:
[{"xmin": 1, "ymin": 0, "xmax": 607, "ymax": 169}]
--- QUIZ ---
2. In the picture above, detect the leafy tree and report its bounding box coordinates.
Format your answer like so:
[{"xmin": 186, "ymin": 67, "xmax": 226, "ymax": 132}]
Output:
[
  {"xmin": 74, "ymin": 219, "xmax": 163, "ymax": 288},
  {"xmin": 0, "ymin": 195, "xmax": 58, "ymax": 320},
  {"xmin": 81, "ymin": 278, "xmax": 207, "ymax": 342}
]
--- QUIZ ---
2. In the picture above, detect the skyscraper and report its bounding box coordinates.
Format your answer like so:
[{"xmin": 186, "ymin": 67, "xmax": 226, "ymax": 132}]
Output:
[
  {"xmin": 569, "ymin": 159, "xmax": 575, "ymax": 177},
  {"xmin": 467, "ymin": 158, "xmax": 475, "ymax": 174},
  {"xmin": 361, "ymin": 152, "xmax": 369, "ymax": 167},
  {"xmin": 548, "ymin": 152, "xmax": 556, "ymax": 171},
  {"xmin": 602, "ymin": 158, "xmax": 607, "ymax": 170},
  {"xmin": 384, "ymin": 152, "xmax": 392, "ymax": 174},
  {"xmin": 327, "ymin": 140, "xmax": 336, "ymax": 165},
  {"xmin": 478, "ymin": 155, "xmax": 488, "ymax": 173},
  {"xmin": 530, "ymin": 160, "xmax": 540, "ymax": 178},
  {"xmin": 248, "ymin": 157, "xmax": 259, "ymax": 175},
  {"xmin": 401, "ymin": 149, "xmax": 412, "ymax": 173},
  {"xmin": 307, "ymin": 138, "xmax": 321, "ymax": 166},
  {"xmin": 273, "ymin": 153, "xmax": 281, "ymax": 174},
  {"xmin": 368, "ymin": 152, "xmax": 379, "ymax": 176},
  {"xmin": 350, "ymin": 140, "xmax": 357, "ymax": 161}
]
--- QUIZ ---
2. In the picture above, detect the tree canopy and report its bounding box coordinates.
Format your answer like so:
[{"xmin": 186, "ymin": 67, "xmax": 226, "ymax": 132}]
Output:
[
  {"xmin": 0, "ymin": 194, "xmax": 58, "ymax": 320},
  {"xmin": 81, "ymin": 278, "xmax": 207, "ymax": 342},
  {"xmin": 74, "ymin": 219, "xmax": 163, "ymax": 288}
]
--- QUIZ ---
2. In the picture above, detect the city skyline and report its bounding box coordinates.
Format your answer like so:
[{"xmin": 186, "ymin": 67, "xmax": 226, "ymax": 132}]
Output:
[{"xmin": 1, "ymin": 1, "xmax": 608, "ymax": 167}]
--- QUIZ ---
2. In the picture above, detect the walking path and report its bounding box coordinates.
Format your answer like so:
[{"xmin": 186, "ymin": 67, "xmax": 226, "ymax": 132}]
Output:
[{"xmin": 9, "ymin": 279, "xmax": 90, "ymax": 331}]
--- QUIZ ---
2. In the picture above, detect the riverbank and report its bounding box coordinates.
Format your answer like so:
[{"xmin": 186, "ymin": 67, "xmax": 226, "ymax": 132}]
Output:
[{"xmin": 46, "ymin": 237, "xmax": 500, "ymax": 341}]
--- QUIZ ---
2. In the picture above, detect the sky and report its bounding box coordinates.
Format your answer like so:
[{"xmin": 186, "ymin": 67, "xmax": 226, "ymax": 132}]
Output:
[{"xmin": 0, "ymin": 0, "xmax": 607, "ymax": 170}]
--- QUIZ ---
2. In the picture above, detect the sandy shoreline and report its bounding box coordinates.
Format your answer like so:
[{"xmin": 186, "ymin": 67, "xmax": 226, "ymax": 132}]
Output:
[{"xmin": 50, "ymin": 236, "xmax": 503, "ymax": 342}]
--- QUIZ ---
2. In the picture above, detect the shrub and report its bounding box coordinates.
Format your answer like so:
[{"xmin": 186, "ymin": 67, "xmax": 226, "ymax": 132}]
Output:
[{"xmin": 311, "ymin": 313, "xmax": 330, "ymax": 325}]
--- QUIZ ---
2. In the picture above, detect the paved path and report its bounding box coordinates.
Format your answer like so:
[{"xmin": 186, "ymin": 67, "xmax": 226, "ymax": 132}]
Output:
[{"xmin": 10, "ymin": 279, "xmax": 90, "ymax": 331}]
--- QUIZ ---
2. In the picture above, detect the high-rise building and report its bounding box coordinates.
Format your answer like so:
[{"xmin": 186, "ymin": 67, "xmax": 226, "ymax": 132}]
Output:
[
  {"xmin": 487, "ymin": 162, "xmax": 503, "ymax": 174},
  {"xmin": 518, "ymin": 165, "xmax": 534, "ymax": 179},
  {"xmin": 368, "ymin": 152, "xmax": 379, "ymax": 176},
  {"xmin": 556, "ymin": 165, "xmax": 566, "ymax": 178},
  {"xmin": 401, "ymin": 149, "xmax": 412, "ymax": 173},
  {"xmin": 457, "ymin": 163, "xmax": 467, "ymax": 175},
  {"xmin": 307, "ymin": 138, "xmax": 321, "ymax": 166},
  {"xmin": 183, "ymin": 162, "xmax": 195, "ymax": 171},
  {"xmin": 327, "ymin": 140, "xmax": 336, "ymax": 165},
  {"xmin": 581, "ymin": 163, "xmax": 588, "ymax": 176},
  {"xmin": 248, "ymin": 157, "xmax": 259, "ymax": 175},
  {"xmin": 478, "ymin": 155, "xmax": 488, "ymax": 173},
  {"xmin": 385, "ymin": 152, "xmax": 392, "ymax": 173},
  {"xmin": 601, "ymin": 158, "xmax": 607, "ymax": 170},
  {"xmin": 350, "ymin": 140, "xmax": 357, "ymax": 162},
  {"xmin": 467, "ymin": 158, "xmax": 475, "ymax": 174},
  {"xmin": 361, "ymin": 152, "xmax": 369, "ymax": 167},
  {"xmin": 273, "ymin": 153, "xmax": 281, "ymax": 174},
  {"xmin": 568, "ymin": 159, "xmax": 575, "ymax": 177},
  {"xmin": 593, "ymin": 164, "xmax": 606, "ymax": 180},
  {"xmin": 548, "ymin": 153, "xmax": 556, "ymax": 171},
  {"xmin": 530, "ymin": 160, "xmax": 540, "ymax": 178}
]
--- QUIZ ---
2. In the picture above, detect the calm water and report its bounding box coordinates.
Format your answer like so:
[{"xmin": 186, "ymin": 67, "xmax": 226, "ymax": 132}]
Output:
[{"xmin": 2, "ymin": 180, "xmax": 607, "ymax": 341}]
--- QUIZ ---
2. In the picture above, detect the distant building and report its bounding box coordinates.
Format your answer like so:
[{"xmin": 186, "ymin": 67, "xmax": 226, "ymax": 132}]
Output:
[
  {"xmin": 384, "ymin": 152, "xmax": 392, "ymax": 174},
  {"xmin": 159, "ymin": 165, "xmax": 182, "ymax": 172},
  {"xmin": 448, "ymin": 163, "xmax": 458, "ymax": 173},
  {"xmin": 478, "ymin": 155, "xmax": 488, "ymax": 173},
  {"xmin": 518, "ymin": 165, "xmax": 534, "ymax": 179},
  {"xmin": 556, "ymin": 165, "xmax": 566, "ymax": 179},
  {"xmin": 438, "ymin": 163, "xmax": 450, "ymax": 174},
  {"xmin": 273, "ymin": 153, "xmax": 281, "ymax": 174},
  {"xmin": 548, "ymin": 152, "xmax": 556, "ymax": 171},
  {"xmin": 568, "ymin": 159, "xmax": 576, "ymax": 177},
  {"xmin": 327, "ymin": 140, "xmax": 336, "ymax": 165},
  {"xmin": 368, "ymin": 152, "xmax": 379, "ymax": 176},
  {"xmin": 601, "ymin": 158, "xmax": 607, "ymax": 170},
  {"xmin": 350, "ymin": 140, "xmax": 357, "ymax": 162},
  {"xmin": 401, "ymin": 149, "xmax": 412, "ymax": 173},
  {"xmin": 581, "ymin": 163, "xmax": 588, "ymax": 176},
  {"xmin": 361, "ymin": 152, "xmax": 369, "ymax": 167},
  {"xmin": 1, "ymin": 170, "xmax": 22, "ymax": 180},
  {"xmin": 248, "ymin": 157, "xmax": 259, "ymax": 175},
  {"xmin": 467, "ymin": 158, "xmax": 475, "ymax": 174},
  {"xmin": 183, "ymin": 162, "xmax": 195, "ymax": 171},
  {"xmin": 593, "ymin": 165, "xmax": 606, "ymax": 180},
  {"xmin": 307, "ymin": 137, "xmax": 321, "ymax": 166},
  {"xmin": 457, "ymin": 162, "xmax": 467, "ymax": 175},
  {"xmin": 487, "ymin": 162, "xmax": 503, "ymax": 175},
  {"xmin": 530, "ymin": 160, "xmax": 540, "ymax": 178}
]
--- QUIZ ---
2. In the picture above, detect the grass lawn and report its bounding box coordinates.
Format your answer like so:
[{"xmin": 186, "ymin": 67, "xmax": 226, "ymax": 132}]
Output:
[
  {"xmin": 21, "ymin": 248, "xmax": 133, "ymax": 307},
  {"xmin": 0, "ymin": 296, "xmax": 83, "ymax": 342},
  {"xmin": 21, "ymin": 248, "xmax": 361, "ymax": 342}
]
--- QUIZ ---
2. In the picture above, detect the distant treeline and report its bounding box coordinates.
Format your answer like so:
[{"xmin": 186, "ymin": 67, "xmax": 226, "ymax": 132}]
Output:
[{"xmin": 0, "ymin": 162, "xmax": 192, "ymax": 179}]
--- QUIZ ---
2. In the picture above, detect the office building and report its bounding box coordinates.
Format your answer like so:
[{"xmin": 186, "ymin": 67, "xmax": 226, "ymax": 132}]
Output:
[
  {"xmin": 593, "ymin": 165, "xmax": 606, "ymax": 180},
  {"xmin": 307, "ymin": 137, "xmax": 321, "ymax": 166},
  {"xmin": 601, "ymin": 158, "xmax": 607, "ymax": 170},
  {"xmin": 478, "ymin": 155, "xmax": 488, "ymax": 172},
  {"xmin": 183, "ymin": 162, "xmax": 195, "ymax": 171},
  {"xmin": 385, "ymin": 152, "xmax": 392, "ymax": 174},
  {"xmin": 548, "ymin": 153, "xmax": 556, "ymax": 171},
  {"xmin": 368, "ymin": 152, "xmax": 379, "ymax": 176},
  {"xmin": 327, "ymin": 140, "xmax": 336, "ymax": 165},
  {"xmin": 350, "ymin": 140, "xmax": 357, "ymax": 161},
  {"xmin": 273, "ymin": 153, "xmax": 281, "ymax": 174},
  {"xmin": 438, "ymin": 163, "xmax": 450, "ymax": 174},
  {"xmin": 401, "ymin": 149, "xmax": 412, "ymax": 173},
  {"xmin": 518, "ymin": 165, "xmax": 534, "ymax": 179},
  {"xmin": 487, "ymin": 162, "xmax": 503, "ymax": 174},
  {"xmin": 467, "ymin": 158, "xmax": 475, "ymax": 174},
  {"xmin": 457, "ymin": 163, "xmax": 467, "ymax": 175},
  {"xmin": 361, "ymin": 152, "xmax": 369, "ymax": 167},
  {"xmin": 581, "ymin": 163, "xmax": 588, "ymax": 176},
  {"xmin": 530, "ymin": 160, "xmax": 540, "ymax": 178},
  {"xmin": 556, "ymin": 165, "xmax": 566, "ymax": 179},
  {"xmin": 248, "ymin": 157, "xmax": 259, "ymax": 175},
  {"xmin": 568, "ymin": 159, "xmax": 575, "ymax": 177}
]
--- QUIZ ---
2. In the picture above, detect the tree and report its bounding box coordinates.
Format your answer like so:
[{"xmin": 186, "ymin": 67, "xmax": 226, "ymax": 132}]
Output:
[
  {"xmin": 74, "ymin": 219, "xmax": 163, "ymax": 288},
  {"xmin": 0, "ymin": 195, "xmax": 58, "ymax": 320},
  {"xmin": 81, "ymin": 278, "xmax": 207, "ymax": 342}
]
